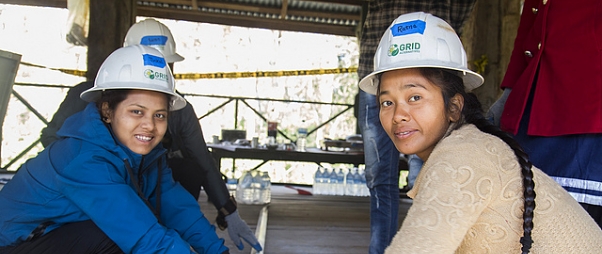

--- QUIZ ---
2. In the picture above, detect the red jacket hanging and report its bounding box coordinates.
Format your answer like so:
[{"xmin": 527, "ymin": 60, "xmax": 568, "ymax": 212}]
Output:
[{"xmin": 500, "ymin": 0, "xmax": 602, "ymax": 136}]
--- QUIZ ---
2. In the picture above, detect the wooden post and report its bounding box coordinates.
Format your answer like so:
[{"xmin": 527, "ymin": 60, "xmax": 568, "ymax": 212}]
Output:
[
  {"xmin": 87, "ymin": 0, "xmax": 136, "ymax": 81},
  {"xmin": 462, "ymin": 0, "xmax": 522, "ymax": 110}
]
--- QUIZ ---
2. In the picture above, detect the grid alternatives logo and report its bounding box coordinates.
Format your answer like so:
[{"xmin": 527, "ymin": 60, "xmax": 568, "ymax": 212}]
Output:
[{"xmin": 144, "ymin": 69, "xmax": 169, "ymax": 82}]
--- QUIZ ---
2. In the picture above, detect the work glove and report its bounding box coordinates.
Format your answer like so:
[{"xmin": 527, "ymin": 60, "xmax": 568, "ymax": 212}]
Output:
[
  {"xmin": 224, "ymin": 210, "xmax": 262, "ymax": 251},
  {"xmin": 486, "ymin": 88, "xmax": 512, "ymax": 127}
]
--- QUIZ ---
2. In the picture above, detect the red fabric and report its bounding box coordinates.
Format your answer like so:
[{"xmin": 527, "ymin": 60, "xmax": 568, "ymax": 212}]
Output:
[{"xmin": 500, "ymin": 0, "xmax": 602, "ymax": 136}]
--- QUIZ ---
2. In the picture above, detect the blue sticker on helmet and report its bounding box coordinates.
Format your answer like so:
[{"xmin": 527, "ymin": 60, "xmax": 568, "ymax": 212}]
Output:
[
  {"xmin": 143, "ymin": 54, "xmax": 166, "ymax": 68},
  {"xmin": 140, "ymin": 35, "xmax": 168, "ymax": 46},
  {"xmin": 391, "ymin": 20, "xmax": 426, "ymax": 36}
]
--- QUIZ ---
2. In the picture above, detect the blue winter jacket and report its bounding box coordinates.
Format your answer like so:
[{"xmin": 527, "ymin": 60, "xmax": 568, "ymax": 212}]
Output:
[{"xmin": 0, "ymin": 103, "xmax": 228, "ymax": 254}]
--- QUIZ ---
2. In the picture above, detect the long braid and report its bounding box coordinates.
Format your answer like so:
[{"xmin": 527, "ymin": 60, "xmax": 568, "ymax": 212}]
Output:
[
  {"xmin": 462, "ymin": 93, "xmax": 536, "ymax": 254},
  {"xmin": 421, "ymin": 68, "xmax": 536, "ymax": 253}
]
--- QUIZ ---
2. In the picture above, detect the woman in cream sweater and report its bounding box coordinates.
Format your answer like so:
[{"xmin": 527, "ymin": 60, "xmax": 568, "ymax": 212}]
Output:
[{"xmin": 359, "ymin": 12, "xmax": 602, "ymax": 253}]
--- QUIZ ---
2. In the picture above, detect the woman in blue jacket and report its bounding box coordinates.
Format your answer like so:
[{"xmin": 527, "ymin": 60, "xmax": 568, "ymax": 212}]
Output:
[{"xmin": 0, "ymin": 45, "xmax": 229, "ymax": 254}]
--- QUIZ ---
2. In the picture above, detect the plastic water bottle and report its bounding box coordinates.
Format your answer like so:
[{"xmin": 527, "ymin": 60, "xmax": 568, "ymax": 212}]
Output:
[
  {"xmin": 359, "ymin": 168, "xmax": 369, "ymax": 196},
  {"xmin": 346, "ymin": 168, "xmax": 356, "ymax": 196},
  {"xmin": 355, "ymin": 168, "xmax": 364, "ymax": 196},
  {"xmin": 313, "ymin": 167, "xmax": 323, "ymax": 195},
  {"xmin": 224, "ymin": 170, "xmax": 237, "ymax": 197},
  {"xmin": 236, "ymin": 171, "xmax": 254, "ymax": 204},
  {"xmin": 226, "ymin": 177, "xmax": 237, "ymax": 197},
  {"xmin": 251, "ymin": 171, "xmax": 263, "ymax": 204},
  {"xmin": 296, "ymin": 127, "xmax": 308, "ymax": 152},
  {"xmin": 335, "ymin": 168, "xmax": 345, "ymax": 195},
  {"xmin": 260, "ymin": 171, "xmax": 271, "ymax": 204},
  {"xmin": 328, "ymin": 168, "xmax": 338, "ymax": 195}
]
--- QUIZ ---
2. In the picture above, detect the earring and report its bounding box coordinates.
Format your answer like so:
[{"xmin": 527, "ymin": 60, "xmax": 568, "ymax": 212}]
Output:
[{"xmin": 102, "ymin": 117, "xmax": 109, "ymax": 123}]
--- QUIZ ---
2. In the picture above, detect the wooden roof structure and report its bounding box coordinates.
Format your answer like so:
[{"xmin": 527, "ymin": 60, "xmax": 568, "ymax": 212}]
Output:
[
  {"xmin": 1, "ymin": 0, "xmax": 522, "ymax": 110},
  {"xmin": 1, "ymin": 0, "xmax": 365, "ymax": 36}
]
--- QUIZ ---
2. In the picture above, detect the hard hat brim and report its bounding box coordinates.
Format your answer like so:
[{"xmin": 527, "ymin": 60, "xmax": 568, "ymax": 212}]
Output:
[
  {"xmin": 165, "ymin": 53, "xmax": 185, "ymax": 63},
  {"xmin": 359, "ymin": 64, "xmax": 484, "ymax": 95},
  {"xmin": 80, "ymin": 82, "xmax": 187, "ymax": 111}
]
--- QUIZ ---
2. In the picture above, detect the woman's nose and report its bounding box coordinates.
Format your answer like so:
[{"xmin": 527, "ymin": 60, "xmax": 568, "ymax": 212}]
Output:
[
  {"xmin": 140, "ymin": 115, "xmax": 155, "ymax": 130},
  {"xmin": 392, "ymin": 106, "xmax": 410, "ymax": 124}
]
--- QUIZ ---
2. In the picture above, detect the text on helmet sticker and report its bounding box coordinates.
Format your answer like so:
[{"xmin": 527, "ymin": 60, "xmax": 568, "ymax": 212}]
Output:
[
  {"xmin": 390, "ymin": 20, "xmax": 426, "ymax": 36},
  {"xmin": 143, "ymin": 54, "xmax": 166, "ymax": 68},
  {"xmin": 388, "ymin": 43, "xmax": 421, "ymax": 56},
  {"xmin": 144, "ymin": 69, "xmax": 170, "ymax": 82},
  {"xmin": 140, "ymin": 35, "xmax": 168, "ymax": 46}
]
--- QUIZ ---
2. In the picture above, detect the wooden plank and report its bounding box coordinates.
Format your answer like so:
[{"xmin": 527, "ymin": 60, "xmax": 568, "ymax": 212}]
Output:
[
  {"xmin": 0, "ymin": 0, "xmax": 66, "ymax": 8},
  {"xmin": 138, "ymin": 5, "xmax": 358, "ymax": 36},
  {"xmin": 198, "ymin": 186, "xmax": 412, "ymax": 254},
  {"xmin": 0, "ymin": 0, "xmax": 360, "ymax": 37},
  {"xmin": 87, "ymin": 0, "xmax": 135, "ymax": 80}
]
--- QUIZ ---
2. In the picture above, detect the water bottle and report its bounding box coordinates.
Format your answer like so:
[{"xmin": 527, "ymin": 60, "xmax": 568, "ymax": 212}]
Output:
[
  {"xmin": 226, "ymin": 177, "xmax": 238, "ymax": 198},
  {"xmin": 353, "ymin": 168, "xmax": 363, "ymax": 196},
  {"xmin": 236, "ymin": 171, "xmax": 254, "ymax": 204},
  {"xmin": 359, "ymin": 168, "xmax": 369, "ymax": 196},
  {"xmin": 335, "ymin": 168, "xmax": 345, "ymax": 196},
  {"xmin": 328, "ymin": 168, "xmax": 338, "ymax": 195},
  {"xmin": 296, "ymin": 126, "xmax": 308, "ymax": 152},
  {"xmin": 346, "ymin": 168, "xmax": 356, "ymax": 196},
  {"xmin": 260, "ymin": 171, "xmax": 271, "ymax": 204},
  {"xmin": 313, "ymin": 167, "xmax": 323, "ymax": 195},
  {"xmin": 251, "ymin": 171, "xmax": 263, "ymax": 204}
]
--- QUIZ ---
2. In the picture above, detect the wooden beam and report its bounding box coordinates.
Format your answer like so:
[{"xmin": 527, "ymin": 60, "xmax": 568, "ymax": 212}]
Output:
[
  {"xmin": 0, "ymin": 0, "xmax": 66, "ymax": 8},
  {"xmin": 138, "ymin": 5, "xmax": 358, "ymax": 36},
  {"xmin": 299, "ymin": 0, "xmax": 365, "ymax": 6},
  {"xmin": 463, "ymin": 0, "xmax": 520, "ymax": 111},
  {"xmin": 142, "ymin": 0, "xmax": 364, "ymax": 7},
  {"xmin": 0, "ymin": 0, "xmax": 361, "ymax": 36},
  {"xmin": 201, "ymin": 1, "xmax": 360, "ymax": 21},
  {"xmin": 87, "ymin": 0, "xmax": 136, "ymax": 81},
  {"xmin": 280, "ymin": 0, "xmax": 288, "ymax": 19}
]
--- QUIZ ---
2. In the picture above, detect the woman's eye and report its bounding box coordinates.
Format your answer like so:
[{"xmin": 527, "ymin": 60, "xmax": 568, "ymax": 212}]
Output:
[
  {"xmin": 155, "ymin": 113, "xmax": 166, "ymax": 119},
  {"xmin": 409, "ymin": 95, "xmax": 421, "ymax": 102},
  {"xmin": 381, "ymin": 101, "xmax": 393, "ymax": 107},
  {"xmin": 131, "ymin": 110, "xmax": 142, "ymax": 115}
]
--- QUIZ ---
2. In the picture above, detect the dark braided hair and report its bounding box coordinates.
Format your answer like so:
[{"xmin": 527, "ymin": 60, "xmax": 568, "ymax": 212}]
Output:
[{"xmin": 419, "ymin": 68, "xmax": 536, "ymax": 253}]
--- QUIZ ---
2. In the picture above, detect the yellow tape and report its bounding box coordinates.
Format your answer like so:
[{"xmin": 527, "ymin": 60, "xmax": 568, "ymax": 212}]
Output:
[
  {"xmin": 175, "ymin": 67, "xmax": 358, "ymax": 79},
  {"xmin": 20, "ymin": 61, "xmax": 358, "ymax": 79},
  {"xmin": 56, "ymin": 69, "xmax": 88, "ymax": 77}
]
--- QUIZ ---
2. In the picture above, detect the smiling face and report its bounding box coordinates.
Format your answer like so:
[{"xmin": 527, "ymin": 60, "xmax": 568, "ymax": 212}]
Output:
[
  {"xmin": 102, "ymin": 90, "xmax": 169, "ymax": 155},
  {"xmin": 378, "ymin": 68, "xmax": 463, "ymax": 161}
]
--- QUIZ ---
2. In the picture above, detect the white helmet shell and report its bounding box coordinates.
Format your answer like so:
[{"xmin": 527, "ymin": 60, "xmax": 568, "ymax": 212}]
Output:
[
  {"xmin": 124, "ymin": 18, "xmax": 184, "ymax": 63},
  {"xmin": 359, "ymin": 12, "xmax": 484, "ymax": 95},
  {"xmin": 80, "ymin": 45, "xmax": 186, "ymax": 111}
]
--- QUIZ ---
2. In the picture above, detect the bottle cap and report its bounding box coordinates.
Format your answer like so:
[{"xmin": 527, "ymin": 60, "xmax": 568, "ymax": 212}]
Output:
[{"xmin": 298, "ymin": 128, "xmax": 308, "ymax": 134}]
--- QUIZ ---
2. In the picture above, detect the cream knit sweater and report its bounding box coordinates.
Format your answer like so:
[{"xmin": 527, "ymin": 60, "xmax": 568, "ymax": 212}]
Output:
[{"xmin": 385, "ymin": 124, "xmax": 602, "ymax": 253}]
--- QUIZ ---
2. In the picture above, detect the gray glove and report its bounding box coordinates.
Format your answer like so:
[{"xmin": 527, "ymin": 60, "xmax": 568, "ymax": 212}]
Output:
[
  {"xmin": 225, "ymin": 210, "xmax": 262, "ymax": 251},
  {"xmin": 486, "ymin": 88, "xmax": 512, "ymax": 127}
]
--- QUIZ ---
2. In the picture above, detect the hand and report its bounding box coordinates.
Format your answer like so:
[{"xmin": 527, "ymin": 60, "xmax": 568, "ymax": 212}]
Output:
[
  {"xmin": 224, "ymin": 210, "xmax": 263, "ymax": 251},
  {"xmin": 486, "ymin": 88, "xmax": 511, "ymax": 127}
]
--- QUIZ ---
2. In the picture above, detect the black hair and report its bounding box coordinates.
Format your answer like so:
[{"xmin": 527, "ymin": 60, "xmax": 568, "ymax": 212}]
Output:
[
  {"xmin": 95, "ymin": 89, "xmax": 171, "ymax": 120},
  {"xmin": 418, "ymin": 68, "xmax": 536, "ymax": 253},
  {"xmin": 95, "ymin": 89, "xmax": 131, "ymax": 113}
]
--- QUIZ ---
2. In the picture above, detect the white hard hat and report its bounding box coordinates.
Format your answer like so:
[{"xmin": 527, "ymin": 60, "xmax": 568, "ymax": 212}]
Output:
[
  {"xmin": 124, "ymin": 18, "xmax": 184, "ymax": 63},
  {"xmin": 80, "ymin": 45, "xmax": 186, "ymax": 111},
  {"xmin": 359, "ymin": 12, "xmax": 483, "ymax": 95}
]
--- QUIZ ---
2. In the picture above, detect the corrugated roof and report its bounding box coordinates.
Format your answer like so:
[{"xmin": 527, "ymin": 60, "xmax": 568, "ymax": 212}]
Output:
[
  {"xmin": 1, "ymin": 0, "xmax": 365, "ymax": 36},
  {"xmin": 137, "ymin": 0, "xmax": 364, "ymax": 36}
]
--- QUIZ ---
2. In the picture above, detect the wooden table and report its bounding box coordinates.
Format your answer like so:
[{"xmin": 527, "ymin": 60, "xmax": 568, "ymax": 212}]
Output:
[{"xmin": 207, "ymin": 144, "xmax": 365, "ymax": 171}]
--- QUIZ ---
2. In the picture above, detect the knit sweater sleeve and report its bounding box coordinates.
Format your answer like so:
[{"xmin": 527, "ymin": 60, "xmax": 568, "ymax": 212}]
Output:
[{"xmin": 385, "ymin": 127, "xmax": 499, "ymax": 253}]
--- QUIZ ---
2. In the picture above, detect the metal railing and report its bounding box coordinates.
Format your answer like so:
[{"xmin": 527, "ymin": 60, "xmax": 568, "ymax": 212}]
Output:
[
  {"xmin": 186, "ymin": 92, "xmax": 355, "ymax": 141},
  {"xmin": 1, "ymin": 82, "xmax": 356, "ymax": 171}
]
